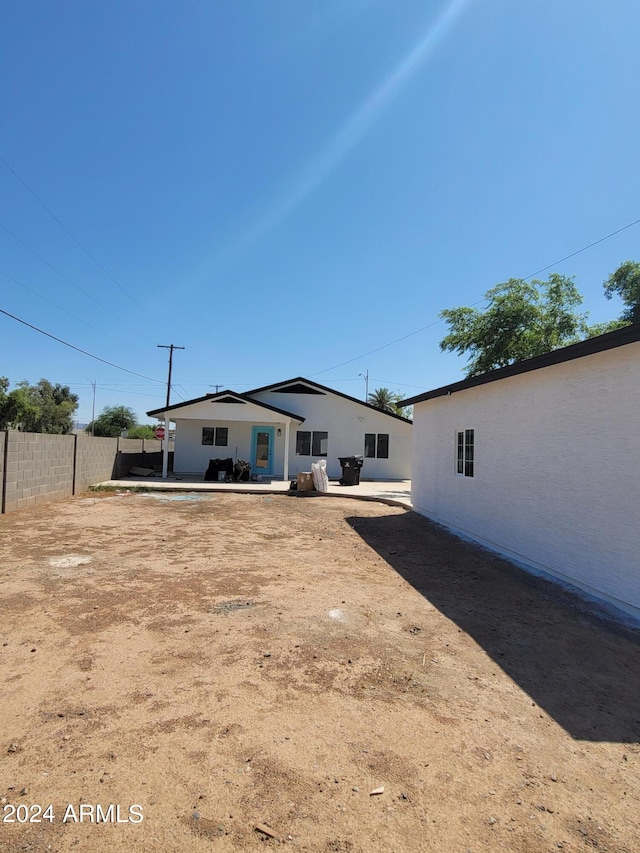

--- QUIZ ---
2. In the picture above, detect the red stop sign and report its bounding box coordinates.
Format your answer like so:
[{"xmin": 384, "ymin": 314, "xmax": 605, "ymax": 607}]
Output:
[{"xmin": 154, "ymin": 426, "xmax": 165, "ymax": 440}]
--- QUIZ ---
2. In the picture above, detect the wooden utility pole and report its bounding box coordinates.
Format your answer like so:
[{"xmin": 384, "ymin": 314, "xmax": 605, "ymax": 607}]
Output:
[
  {"xmin": 157, "ymin": 344, "xmax": 185, "ymax": 478},
  {"xmin": 157, "ymin": 344, "xmax": 185, "ymax": 408}
]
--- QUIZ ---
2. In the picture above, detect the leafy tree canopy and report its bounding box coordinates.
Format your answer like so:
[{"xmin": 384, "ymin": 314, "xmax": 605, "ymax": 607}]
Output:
[
  {"xmin": 439, "ymin": 274, "xmax": 589, "ymax": 377},
  {"xmin": 87, "ymin": 405, "xmax": 138, "ymax": 437},
  {"xmin": 0, "ymin": 378, "xmax": 78, "ymax": 433},
  {"xmin": 127, "ymin": 424, "xmax": 157, "ymax": 439},
  {"xmin": 603, "ymin": 260, "xmax": 640, "ymax": 324}
]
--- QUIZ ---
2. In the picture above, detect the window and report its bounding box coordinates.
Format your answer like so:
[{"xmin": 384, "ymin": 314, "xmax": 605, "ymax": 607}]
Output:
[
  {"xmin": 377, "ymin": 433, "xmax": 389, "ymax": 459},
  {"xmin": 296, "ymin": 430, "xmax": 328, "ymax": 457},
  {"xmin": 202, "ymin": 427, "xmax": 228, "ymax": 446},
  {"xmin": 312, "ymin": 431, "xmax": 328, "ymax": 457},
  {"xmin": 296, "ymin": 431, "xmax": 311, "ymax": 455},
  {"xmin": 365, "ymin": 433, "xmax": 389, "ymax": 459},
  {"xmin": 456, "ymin": 429, "xmax": 474, "ymax": 477}
]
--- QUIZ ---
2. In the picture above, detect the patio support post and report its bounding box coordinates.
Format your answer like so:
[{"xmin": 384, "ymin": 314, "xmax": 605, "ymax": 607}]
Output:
[
  {"xmin": 162, "ymin": 414, "xmax": 170, "ymax": 478},
  {"xmin": 283, "ymin": 420, "xmax": 290, "ymax": 482}
]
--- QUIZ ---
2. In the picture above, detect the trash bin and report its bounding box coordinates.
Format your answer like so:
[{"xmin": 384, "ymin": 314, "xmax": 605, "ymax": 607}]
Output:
[{"xmin": 338, "ymin": 455, "xmax": 364, "ymax": 486}]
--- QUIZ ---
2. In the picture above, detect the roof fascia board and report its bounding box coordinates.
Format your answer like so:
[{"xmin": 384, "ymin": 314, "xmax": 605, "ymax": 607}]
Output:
[
  {"xmin": 147, "ymin": 389, "xmax": 305, "ymax": 422},
  {"xmin": 399, "ymin": 323, "xmax": 640, "ymax": 407},
  {"xmin": 247, "ymin": 376, "xmax": 413, "ymax": 424}
]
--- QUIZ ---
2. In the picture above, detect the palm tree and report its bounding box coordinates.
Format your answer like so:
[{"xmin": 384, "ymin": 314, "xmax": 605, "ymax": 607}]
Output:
[{"xmin": 367, "ymin": 387, "xmax": 398, "ymax": 413}]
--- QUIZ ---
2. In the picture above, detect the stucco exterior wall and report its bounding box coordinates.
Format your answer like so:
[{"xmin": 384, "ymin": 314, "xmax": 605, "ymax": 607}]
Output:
[
  {"xmin": 411, "ymin": 341, "xmax": 640, "ymax": 617},
  {"xmin": 252, "ymin": 389, "xmax": 412, "ymax": 479},
  {"xmin": 174, "ymin": 420, "xmax": 253, "ymax": 474}
]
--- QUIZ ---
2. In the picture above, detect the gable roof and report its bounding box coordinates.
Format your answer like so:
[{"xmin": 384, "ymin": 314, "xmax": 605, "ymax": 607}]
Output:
[
  {"xmin": 399, "ymin": 323, "xmax": 640, "ymax": 407},
  {"xmin": 246, "ymin": 377, "xmax": 413, "ymax": 423},
  {"xmin": 147, "ymin": 390, "xmax": 305, "ymax": 422}
]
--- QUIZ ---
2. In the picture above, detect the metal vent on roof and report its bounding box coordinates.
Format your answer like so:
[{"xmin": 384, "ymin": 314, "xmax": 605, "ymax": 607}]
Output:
[{"xmin": 274, "ymin": 383, "xmax": 325, "ymax": 395}]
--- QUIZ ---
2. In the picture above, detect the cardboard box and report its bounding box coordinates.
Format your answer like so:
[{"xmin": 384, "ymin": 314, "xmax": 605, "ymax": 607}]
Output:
[{"xmin": 297, "ymin": 472, "xmax": 315, "ymax": 492}]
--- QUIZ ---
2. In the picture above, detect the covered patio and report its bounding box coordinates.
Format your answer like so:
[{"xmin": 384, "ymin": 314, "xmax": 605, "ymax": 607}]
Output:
[{"xmin": 148, "ymin": 390, "xmax": 305, "ymax": 482}]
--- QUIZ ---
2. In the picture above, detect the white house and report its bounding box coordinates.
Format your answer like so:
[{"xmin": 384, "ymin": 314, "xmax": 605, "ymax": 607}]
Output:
[
  {"xmin": 399, "ymin": 324, "xmax": 640, "ymax": 620},
  {"xmin": 147, "ymin": 377, "xmax": 412, "ymax": 482}
]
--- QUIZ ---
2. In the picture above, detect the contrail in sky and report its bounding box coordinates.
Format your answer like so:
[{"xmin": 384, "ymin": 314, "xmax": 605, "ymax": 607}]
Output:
[{"xmin": 210, "ymin": 0, "xmax": 473, "ymax": 270}]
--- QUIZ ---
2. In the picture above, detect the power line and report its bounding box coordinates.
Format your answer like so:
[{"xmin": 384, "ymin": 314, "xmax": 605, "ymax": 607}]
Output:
[
  {"xmin": 0, "ymin": 266, "xmax": 118, "ymax": 340},
  {"xmin": 523, "ymin": 217, "xmax": 640, "ymax": 280},
  {"xmin": 69, "ymin": 385, "xmax": 166, "ymax": 399},
  {"xmin": 0, "ymin": 221, "xmax": 121, "ymax": 318},
  {"xmin": 312, "ymin": 214, "xmax": 640, "ymax": 376},
  {"xmin": 0, "ymin": 305, "xmax": 164, "ymax": 383},
  {"xmin": 0, "ymin": 152, "xmax": 146, "ymax": 311}
]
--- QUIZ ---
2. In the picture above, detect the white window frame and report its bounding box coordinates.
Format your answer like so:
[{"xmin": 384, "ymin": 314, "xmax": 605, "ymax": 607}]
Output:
[{"xmin": 455, "ymin": 428, "xmax": 474, "ymax": 477}]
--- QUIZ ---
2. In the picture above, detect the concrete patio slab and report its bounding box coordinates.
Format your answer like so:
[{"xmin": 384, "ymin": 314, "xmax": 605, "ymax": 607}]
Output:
[{"xmin": 93, "ymin": 474, "xmax": 412, "ymax": 508}]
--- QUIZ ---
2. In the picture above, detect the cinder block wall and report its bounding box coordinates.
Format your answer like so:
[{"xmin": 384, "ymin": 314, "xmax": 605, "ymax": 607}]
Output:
[
  {"xmin": 2, "ymin": 431, "xmax": 75, "ymax": 513},
  {"xmin": 0, "ymin": 431, "xmax": 5, "ymax": 508},
  {"xmin": 116, "ymin": 438, "xmax": 144, "ymax": 477},
  {"xmin": 115, "ymin": 438, "xmax": 173, "ymax": 477},
  {"xmin": 0, "ymin": 432, "xmax": 177, "ymax": 514},
  {"xmin": 75, "ymin": 436, "xmax": 118, "ymax": 490}
]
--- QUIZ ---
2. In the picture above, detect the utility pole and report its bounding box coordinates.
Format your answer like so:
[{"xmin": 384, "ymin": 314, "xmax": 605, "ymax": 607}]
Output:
[
  {"xmin": 157, "ymin": 344, "xmax": 185, "ymax": 479},
  {"xmin": 359, "ymin": 370, "xmax": 369, "ymax": 401},
  {"xmin": 157, "ymin": 344, "xmax": 185, "ymax": 408},
  {"xmin": 88, "ymin": 380, "xmax": 96, "ymax": 434}
]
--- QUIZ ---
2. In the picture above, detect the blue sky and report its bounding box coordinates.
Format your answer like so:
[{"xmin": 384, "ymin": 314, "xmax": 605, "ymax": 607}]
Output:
[{"xmin": 1, "ymin": 0, "xmax": 639, "ymax": 424}]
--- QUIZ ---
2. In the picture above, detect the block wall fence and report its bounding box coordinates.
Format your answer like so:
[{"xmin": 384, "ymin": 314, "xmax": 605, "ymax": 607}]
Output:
[{"xmin": 0, "ymin": 431, "xmax": 173, "ymax": 514}]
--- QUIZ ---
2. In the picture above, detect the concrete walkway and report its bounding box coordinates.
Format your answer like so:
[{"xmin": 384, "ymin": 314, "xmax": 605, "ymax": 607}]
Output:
[{"xmin": 95, "ymin": 474, "xmax": 412, "ymax": 508}]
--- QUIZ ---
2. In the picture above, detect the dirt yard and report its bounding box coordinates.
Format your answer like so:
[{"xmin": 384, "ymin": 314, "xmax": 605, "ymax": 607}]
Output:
[{"xmin": 0, "ymin": 491, "xmax": 638, "ymax": 853}]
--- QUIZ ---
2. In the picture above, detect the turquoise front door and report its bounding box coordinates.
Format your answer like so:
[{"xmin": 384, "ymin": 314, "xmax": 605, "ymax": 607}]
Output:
[{"xmin": 251, "ymin": 426, "xmax": 274, "ymax": 476}]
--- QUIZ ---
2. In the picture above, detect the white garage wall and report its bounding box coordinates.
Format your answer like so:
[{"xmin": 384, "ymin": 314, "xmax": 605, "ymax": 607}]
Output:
[{"xmin": 411, "ymin": 342, "xmax": 640, "ymax": 618}]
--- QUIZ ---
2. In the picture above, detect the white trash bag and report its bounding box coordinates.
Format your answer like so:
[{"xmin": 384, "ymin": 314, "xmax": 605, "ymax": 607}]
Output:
[{"xmin": 311, "ymin": 459, "xmax": 329, "ymax": 492}]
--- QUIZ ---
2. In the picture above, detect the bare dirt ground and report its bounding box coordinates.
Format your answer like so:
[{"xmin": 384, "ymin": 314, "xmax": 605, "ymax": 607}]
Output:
[{"xmin": 0, "ymin": 491, "xmax": 639, "ymax": 853}]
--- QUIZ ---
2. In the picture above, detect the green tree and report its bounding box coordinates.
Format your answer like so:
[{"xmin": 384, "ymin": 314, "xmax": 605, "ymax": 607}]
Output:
[
  {"xmin": 0, "ymin": 378, "xmax": 78, "ymax": 433},
  {"xmin": 439, "ymin": 274, "xmax": 589, "ymax": 377},
  {"xmin": 87, "ymin": 405, "xmax": 137, "ymax": 437},
  {"xmin": 127, "ymin": 424, "xmax": 157, "ymax": 439},
  {"xmin": 603, "ymin": 260, "xmax": 640, "ymax": 324},
  {"xmin": 368, "ymin": 387, "xmax": 399, "ymax": 413},
  {"xmin": 367, "ymin": 387, "xmax": 411, "ymax": 417}
]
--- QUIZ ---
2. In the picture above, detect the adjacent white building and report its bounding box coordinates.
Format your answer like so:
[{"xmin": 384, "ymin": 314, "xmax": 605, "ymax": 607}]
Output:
[
  {"xmin": 399, "ymin": 324, "xmax": 640, "ymax": 619},
  {"xmin": 148, "ymin": 377, "xmax": 412, "ymax": 482}
]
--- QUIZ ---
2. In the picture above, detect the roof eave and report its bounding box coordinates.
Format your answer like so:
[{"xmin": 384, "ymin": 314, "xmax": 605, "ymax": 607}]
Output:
[{"xmin": 399, "ymin": 323, "xmax": 640, "ymax": 407}]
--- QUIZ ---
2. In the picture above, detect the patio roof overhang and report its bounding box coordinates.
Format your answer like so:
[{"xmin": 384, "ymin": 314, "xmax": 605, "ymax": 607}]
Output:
[{"xmin": 147, "ymin": 390, "xmax": 305, "ymax": 424}]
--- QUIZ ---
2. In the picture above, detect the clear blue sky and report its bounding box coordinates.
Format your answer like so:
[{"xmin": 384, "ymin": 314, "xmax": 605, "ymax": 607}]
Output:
[{"xmin": 1, "ymin": 0, "xmax": 639, "ymax": 424}]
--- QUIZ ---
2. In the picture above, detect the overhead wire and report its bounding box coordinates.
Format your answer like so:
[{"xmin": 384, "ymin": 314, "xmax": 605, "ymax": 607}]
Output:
[
  {"xmin": 0, "ymin": 221, "xmax": 121, "ymax": 319},
  {"xmin": 311, "ymin": 214, "xmax": 640, "ymax": 376},
  {"xmin": 0, "ymin": 152, "xmax": 146, "ymax": 311},
  {"xmin": 0, "ymin": 266, "xmax": 119, "ymax": 340},
  {"xmin": 68, "ymin": 385, "xmax": 166, "ymax": 399},
  {"xmin": 0, "ymin": 305, "xmax": 165, "ymax": 383}
]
